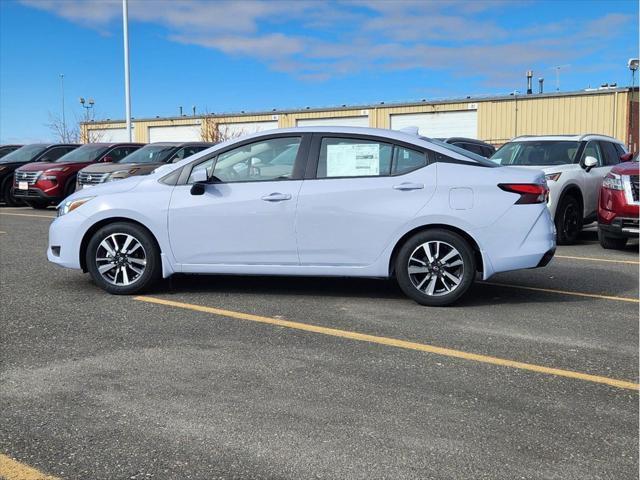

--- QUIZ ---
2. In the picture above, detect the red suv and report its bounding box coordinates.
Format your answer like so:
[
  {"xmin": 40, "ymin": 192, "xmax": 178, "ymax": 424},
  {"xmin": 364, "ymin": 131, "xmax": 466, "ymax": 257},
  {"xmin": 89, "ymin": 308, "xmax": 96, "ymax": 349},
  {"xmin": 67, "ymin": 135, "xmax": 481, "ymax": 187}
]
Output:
[
  {"xmin": 14, "ymin": 143, "xmax": 143, "ymax": 209},
  {"xmin": 597, "ymin": 154, "xmax": 639, "ymax": 249}
]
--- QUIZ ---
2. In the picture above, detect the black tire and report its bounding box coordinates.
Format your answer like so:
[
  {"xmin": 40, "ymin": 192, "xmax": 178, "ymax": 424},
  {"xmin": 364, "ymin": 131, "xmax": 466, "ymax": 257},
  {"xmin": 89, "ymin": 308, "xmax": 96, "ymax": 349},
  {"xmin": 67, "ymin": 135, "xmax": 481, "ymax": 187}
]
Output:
[
  {"xmin": 63, "ymin": 176, "xmax": 76, "ymax": 199},
  {"xmin": 395, "ymin": 229, "xmax": 476, "ymax": 306},
  {"xmin": 554, "ymin": 195, "xmax": 582, "ymax": 245},
  {"xmin": 86, "ymin": 221, "xmax": 162, "ymax": 294},
  {"xmin": 598, "ymin": 229, "xmax": 627, "ymax": 250},
  {"xmin": 27, "ymin": 201, "xmax": 50, "ymax": 210},
  {"xmin": 2, "ymin": 179, "xmax": 22, "ymax": 207}
]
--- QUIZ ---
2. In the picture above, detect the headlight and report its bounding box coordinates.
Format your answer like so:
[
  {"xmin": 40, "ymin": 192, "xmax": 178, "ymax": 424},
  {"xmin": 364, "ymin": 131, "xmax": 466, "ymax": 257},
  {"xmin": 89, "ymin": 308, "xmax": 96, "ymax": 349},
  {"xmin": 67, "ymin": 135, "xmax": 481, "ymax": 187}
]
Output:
[
  {"xmin": 545, "ymin": 172, "xmax": 562, "ymax": 182},
  {"xmin": 58, "ymin": 196, "xmax": 95, "ymax": 217},
  {"xmin": 602, "ymin": 172, "xmax": 624, "ymax": 190}
]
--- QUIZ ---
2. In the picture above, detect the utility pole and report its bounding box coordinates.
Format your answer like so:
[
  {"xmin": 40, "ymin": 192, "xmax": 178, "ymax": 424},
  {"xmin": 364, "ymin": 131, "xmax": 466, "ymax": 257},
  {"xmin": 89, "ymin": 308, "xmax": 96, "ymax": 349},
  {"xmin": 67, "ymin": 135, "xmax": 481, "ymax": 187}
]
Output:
[
  {"xmin": 122, "ymin": 0, "xmax": 132, "ymax": 141},
  {"xmin": 60, "ymin": 74, "xmax": 66, "ymax": 142}
]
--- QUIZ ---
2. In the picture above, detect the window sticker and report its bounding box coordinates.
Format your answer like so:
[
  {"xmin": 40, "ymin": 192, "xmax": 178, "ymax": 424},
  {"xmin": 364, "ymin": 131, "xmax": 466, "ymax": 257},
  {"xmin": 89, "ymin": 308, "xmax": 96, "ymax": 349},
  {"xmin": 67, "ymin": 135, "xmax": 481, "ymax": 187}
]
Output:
[{"xmin": 326, "ymin": 143, "xmax": 380, "ymax": 177}]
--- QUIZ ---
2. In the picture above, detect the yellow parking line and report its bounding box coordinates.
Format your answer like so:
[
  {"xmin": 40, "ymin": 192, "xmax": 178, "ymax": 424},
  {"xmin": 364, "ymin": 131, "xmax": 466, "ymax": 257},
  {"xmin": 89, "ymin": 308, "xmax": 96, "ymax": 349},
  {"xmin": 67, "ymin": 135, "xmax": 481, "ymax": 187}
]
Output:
[
  {"xmin": 481, "ymin": 282, "xmax": 639, "ymax": 303},
  {"xmin": 555, "ymin": 254, "xmax": 639, "ymax": 265},
  {"xmin": 0, "ymin": 453, "xmax": 59, "ymax": 480},
  {"xmin": 134, "ymin": 296, "xmax": 639, "ymax": 391},
  {"xmin": 0, "ymin": 212, "xmax": 54, "ymax": 219}
]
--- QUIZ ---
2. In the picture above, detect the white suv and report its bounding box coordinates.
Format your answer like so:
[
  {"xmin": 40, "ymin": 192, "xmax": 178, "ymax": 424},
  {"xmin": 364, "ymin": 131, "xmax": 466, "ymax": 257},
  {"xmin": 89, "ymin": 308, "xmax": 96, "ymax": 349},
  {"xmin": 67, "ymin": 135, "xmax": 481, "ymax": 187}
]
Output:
[{"xmin": 490, "ymin": 134, "xmax": 628, "ymax": 244}]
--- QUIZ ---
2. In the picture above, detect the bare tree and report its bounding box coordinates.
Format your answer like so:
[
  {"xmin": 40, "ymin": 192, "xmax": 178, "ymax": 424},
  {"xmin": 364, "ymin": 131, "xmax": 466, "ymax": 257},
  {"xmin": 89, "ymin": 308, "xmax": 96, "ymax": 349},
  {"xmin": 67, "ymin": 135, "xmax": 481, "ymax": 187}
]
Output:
[
  {"xmin": 201, "ymin": 114, "xmax": 247, "ymax": 143},
  {"xmin": 46, "ymin": 106, "xmax": 105, "ymax": 144}
]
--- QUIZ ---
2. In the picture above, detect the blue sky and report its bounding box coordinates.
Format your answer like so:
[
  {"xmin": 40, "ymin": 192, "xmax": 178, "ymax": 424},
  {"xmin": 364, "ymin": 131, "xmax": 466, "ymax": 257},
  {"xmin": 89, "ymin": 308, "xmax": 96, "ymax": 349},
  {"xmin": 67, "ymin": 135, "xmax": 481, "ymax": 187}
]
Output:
[{"xmin": 1, "ymin": 0, "xmax": 638, "ymax": 143}]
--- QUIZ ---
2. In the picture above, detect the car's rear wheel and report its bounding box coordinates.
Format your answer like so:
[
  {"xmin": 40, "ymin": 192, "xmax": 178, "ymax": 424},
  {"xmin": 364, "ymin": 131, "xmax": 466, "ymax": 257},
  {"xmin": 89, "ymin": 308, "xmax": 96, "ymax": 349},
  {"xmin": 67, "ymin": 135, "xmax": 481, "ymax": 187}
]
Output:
[
  {"xmin": 555, "ymin": 195, "xmax": 582, "ymax": 245},
  {"xmin": 2, "ymin": 179, "xmax": 22, "ymax": 207},
  {"xmin": 86, "ymin": 222, "xmax": 161, "ymax": 294},
  {"xmin": 598, "ymin": 229, "xmax": 627, "ymax": 250},
  {"xmin": 395, "ymin": 229, "xmax": 476, "ymax": 306}
]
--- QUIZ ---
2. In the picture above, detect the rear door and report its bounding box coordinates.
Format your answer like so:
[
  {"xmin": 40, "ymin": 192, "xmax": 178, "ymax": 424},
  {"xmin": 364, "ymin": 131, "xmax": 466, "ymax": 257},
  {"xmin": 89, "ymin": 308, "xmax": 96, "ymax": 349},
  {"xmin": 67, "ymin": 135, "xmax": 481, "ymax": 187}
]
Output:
[{"xmin": 295, "ymin": 135, "xmax": 436, "ymax": 267}]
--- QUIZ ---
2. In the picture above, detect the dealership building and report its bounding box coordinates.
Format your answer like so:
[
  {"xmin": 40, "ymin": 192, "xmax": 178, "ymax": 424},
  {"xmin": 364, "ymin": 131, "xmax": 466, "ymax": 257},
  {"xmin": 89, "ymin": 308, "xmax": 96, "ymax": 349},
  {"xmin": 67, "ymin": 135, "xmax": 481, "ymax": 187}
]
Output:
[{"xmin": 83, "ymin": 86, "xmax": 639, "ymax": 151}]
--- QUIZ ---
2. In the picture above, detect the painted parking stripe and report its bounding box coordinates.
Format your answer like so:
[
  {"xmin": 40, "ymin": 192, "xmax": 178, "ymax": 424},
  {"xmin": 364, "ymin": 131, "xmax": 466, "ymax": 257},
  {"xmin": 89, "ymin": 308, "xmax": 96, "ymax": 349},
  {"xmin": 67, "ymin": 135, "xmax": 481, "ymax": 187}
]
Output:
[
  {"xmin": 0, "ymin": 212, "xmax": 54, "ymax": 219},
  {"xmin": 0, "ymin": 454, "xmax": 60, "ymax": 480},
  {"xmin": 481, "ymin": 282, "xmax": 639, "ymax": 303},
  {"xmin": 134, "ymin": 296, "xmax": 639, "ymax": 391},
  {"xmin": 555, "ymin": 254, "xmax": 639, "ymax": 265}
]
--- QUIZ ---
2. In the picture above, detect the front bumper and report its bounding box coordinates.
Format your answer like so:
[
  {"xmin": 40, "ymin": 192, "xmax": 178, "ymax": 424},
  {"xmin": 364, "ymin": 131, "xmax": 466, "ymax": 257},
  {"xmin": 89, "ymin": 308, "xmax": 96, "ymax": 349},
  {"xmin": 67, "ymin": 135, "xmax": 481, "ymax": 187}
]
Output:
[
  {"xmin": 14, "ymin": 186, "xmax": 63, "ymax": 204},
  {"xmin": 47, "ymin": 212, "xmax": 86, "ymax": 270},
  {"xmin": 598, "ymin": 217, "xmax": 640, "ymax": 238}
]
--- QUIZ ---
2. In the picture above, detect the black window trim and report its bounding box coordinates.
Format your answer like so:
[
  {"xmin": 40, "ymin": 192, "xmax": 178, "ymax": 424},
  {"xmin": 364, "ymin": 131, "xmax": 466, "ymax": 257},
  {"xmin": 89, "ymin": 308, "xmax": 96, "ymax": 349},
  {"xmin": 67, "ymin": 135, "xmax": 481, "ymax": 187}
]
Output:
[{"xmin": 176, "ymin": 133, "xmax": 312, "ymax": 186}]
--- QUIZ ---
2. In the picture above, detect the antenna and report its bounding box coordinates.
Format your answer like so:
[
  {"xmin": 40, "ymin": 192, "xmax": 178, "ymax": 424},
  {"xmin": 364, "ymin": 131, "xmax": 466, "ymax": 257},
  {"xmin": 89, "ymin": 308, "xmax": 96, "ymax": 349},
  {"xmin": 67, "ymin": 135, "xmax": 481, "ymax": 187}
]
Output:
[{"xmin": 552, "ymin": 64, "xmax": 570, "ymax": 92}]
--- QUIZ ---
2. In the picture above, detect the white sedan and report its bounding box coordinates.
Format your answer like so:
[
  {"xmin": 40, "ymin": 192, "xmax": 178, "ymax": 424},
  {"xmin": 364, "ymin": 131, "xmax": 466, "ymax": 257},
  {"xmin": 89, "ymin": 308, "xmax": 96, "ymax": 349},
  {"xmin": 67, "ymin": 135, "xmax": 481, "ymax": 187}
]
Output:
[{"xmin": 48, "ymin": 127, "xmax": 555, "ymax": 306}]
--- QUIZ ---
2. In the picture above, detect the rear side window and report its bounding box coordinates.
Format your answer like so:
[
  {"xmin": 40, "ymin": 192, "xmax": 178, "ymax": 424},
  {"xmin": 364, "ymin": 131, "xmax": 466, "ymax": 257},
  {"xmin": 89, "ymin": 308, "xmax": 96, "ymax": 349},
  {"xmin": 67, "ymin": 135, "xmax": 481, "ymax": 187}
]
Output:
[
  {"xmin": 600, "ymin": 141, "xmax": 620, "ymax": 166},
  {"xmin": 317, "ymin": 138, "xmax": 393, "ymax": 178},
  {"xmin": 393, "ymin": 146, "xmax": 427, "ymax": 174}
]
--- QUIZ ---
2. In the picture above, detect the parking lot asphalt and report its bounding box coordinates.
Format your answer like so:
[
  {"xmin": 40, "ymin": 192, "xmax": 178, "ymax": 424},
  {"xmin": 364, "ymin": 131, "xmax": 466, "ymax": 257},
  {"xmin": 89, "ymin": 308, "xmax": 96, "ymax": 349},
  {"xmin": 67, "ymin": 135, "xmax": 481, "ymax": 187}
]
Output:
[{"xmin": 1, "ymin": 206, "xmax": 638, "ymax": 480}]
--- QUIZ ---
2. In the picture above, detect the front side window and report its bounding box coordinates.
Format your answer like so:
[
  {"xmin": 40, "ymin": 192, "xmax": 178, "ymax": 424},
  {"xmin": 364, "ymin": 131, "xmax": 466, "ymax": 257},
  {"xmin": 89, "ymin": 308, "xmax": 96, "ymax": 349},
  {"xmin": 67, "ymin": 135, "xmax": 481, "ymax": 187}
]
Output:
[
  {"xmin": 317, "ymin": 138, "xmax": 393, "ymax": 178},
  {"xmin": 490, "ymin": 141, "xmax": 579, "ymax": 166},
  {"xmin": 212, "ymin": 137, "xmax": 301, "ymax": 183},
  {"xmin": 118, "ymin": 145, "xmax": 177, "ymax": 164},
  {"xmin": 170, "ymin": 145, "xmax": 209, "ymax": 163},
  {"xmin": 581, "ymin": 141, "xmax": 604, "ymax": 167}
]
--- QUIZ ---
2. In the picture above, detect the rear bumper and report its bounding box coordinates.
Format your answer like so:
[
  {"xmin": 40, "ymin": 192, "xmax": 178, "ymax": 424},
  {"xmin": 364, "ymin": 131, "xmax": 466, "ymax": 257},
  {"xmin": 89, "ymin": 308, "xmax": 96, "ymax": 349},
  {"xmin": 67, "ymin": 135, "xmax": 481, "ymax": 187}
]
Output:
[{"xmin": 598, "ymin": 218, "xmax": 640, "ymax": 238}]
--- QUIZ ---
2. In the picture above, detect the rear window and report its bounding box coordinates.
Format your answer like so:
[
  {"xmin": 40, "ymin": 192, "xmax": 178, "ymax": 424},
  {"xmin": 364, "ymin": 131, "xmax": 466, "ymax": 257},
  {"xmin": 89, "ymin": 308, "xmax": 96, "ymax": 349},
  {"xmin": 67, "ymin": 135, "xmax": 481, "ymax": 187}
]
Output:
[{"xmin": 490, "ymin": 141, "xmax": 579, "ymax": 166}]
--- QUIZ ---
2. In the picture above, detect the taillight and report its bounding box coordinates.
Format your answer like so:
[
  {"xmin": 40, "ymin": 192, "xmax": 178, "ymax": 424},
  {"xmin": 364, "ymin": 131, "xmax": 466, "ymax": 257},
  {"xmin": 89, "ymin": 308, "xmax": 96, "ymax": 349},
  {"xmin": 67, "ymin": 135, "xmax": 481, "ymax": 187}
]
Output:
[{"xmin": 498, "ymin": 183, "xmax": 549, "ymax": 204}]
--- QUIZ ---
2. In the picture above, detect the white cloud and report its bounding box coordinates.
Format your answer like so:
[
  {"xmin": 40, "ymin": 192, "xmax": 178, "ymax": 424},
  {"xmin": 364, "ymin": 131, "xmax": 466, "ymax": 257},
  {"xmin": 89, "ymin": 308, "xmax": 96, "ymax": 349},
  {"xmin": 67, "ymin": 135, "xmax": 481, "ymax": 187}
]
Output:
[{"xmin": 19, "ymin": 0, "xmax": 636, "ymax": 84}]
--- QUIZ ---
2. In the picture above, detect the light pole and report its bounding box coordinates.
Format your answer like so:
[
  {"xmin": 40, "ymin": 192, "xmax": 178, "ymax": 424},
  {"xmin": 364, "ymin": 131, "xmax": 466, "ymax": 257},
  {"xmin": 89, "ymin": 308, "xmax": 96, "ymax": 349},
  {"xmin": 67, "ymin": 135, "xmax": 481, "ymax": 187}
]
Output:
[
  {"xmin": 60, "ymin": 74, "xmax": 67, "ymax": 142},
  {"xmin": 122, "ymin": 0, "xmax": 132, "ymax": 141},
  {"xmin": 628, "ymin": 58, "xmax": 639, "ymax": 151},
  {"xmin": 79, "ymin": 97, "xmax": 95, "ymax": 121}
]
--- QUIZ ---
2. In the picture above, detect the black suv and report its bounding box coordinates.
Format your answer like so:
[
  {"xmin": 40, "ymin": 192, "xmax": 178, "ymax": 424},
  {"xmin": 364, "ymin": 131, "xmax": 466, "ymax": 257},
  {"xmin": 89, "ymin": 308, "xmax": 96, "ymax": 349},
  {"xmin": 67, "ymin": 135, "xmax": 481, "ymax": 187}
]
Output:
[
  {"xmin": 0, "ymin": 143, "xmax": 79, "ymax": 206},
  {"xmin": 0, "ymin": 145, "xmax": 22, "ymax": 159},
  {"xmin": 438, "ymin": 137, "xmax": 496, "ymax": 158}
]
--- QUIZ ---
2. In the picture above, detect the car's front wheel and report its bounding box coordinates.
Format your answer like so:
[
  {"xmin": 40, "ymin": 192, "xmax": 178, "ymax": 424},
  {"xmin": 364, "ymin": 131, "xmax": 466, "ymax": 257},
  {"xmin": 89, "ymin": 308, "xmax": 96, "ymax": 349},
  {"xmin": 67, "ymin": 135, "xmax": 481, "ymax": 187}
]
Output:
[
  {"xmin": 555, "ymin": 195, "xmax": 582, "ymax": 245},
  {"xmin": 2, "ymin": 180, "xmax": 22, "ymax": 207},
  {"xmin": 395, "ymin": 229, "xmax": 476, "ymax": 306},
  {"xmin": 598, "ymin": 229, "xmax": 627, "ymax": 250},
  {"xmin": 86, "ymin": 222, "xmax": 161, "ymax": 294}
]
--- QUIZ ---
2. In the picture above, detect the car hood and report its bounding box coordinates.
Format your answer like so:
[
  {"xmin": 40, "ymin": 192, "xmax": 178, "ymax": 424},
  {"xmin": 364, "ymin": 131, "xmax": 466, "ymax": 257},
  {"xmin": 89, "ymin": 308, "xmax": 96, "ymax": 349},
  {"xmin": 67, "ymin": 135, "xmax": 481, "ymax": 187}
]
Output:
[
  {"xmin": 611, "ymin": 161, "xmax": 639, "ymax": 176},
  {"xmin": 17, "ymin": 161, "xmax": 92, "ymax": 172},
  {"xmin": 503, "ymin": 163, "xmax": 578, "ymax": 175},
  {"xmin": 61, "ymin": 175, "xmax": 145, "ymax": 206},
  {"xmin": 80, "ymin": 162, "xmax": 161, "ymax": 174}
]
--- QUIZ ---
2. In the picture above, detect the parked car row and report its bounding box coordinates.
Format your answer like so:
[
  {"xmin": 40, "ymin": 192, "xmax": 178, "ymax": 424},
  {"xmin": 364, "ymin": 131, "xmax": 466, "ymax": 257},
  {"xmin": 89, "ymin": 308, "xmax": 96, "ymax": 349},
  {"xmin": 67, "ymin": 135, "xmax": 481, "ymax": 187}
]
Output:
[
  {"xmin": 0, "ymin": 142, "xmax": 214, "ymax": 208},
  {"xmin": 1, "ymin": 131, "xmax": 637, "ymax": 252}
]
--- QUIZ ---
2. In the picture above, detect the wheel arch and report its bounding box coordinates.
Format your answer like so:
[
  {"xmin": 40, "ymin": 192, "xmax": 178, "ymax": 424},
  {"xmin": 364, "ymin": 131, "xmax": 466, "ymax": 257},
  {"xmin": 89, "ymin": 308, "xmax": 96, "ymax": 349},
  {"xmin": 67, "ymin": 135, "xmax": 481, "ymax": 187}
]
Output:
[
  {"xmin": 79, "ymin": 217, "xmax": 162, "ymax": 272},
  {"xmin": 388, "ymin": 224, "xmax": 484, "ymax": 277},
  {"xmin": 556, "ymin": 184, "xmax": 584, "ymax": 218}
]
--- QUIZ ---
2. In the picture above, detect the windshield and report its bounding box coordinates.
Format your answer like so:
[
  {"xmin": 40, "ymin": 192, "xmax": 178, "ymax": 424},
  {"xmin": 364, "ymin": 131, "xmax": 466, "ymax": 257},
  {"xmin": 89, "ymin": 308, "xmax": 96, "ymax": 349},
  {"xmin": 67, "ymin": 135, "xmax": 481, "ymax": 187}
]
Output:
[
  {"xmin": 56, "ymin": 144, "xmax": 109, "ymax": 163},
  {"xmin": 0, "ymin": 144, "xmax": 47, "ymax": 163},
  {"xmin": 424, "ymin": 138, "xmax": 496, "ymax": 166},
  {"xmin": 490, "ymin": 141, "xmax": 579, "ymax": 166},
  {"xmin": 118, "ymin": 145, "xmax": 177, "ymax": 164}
]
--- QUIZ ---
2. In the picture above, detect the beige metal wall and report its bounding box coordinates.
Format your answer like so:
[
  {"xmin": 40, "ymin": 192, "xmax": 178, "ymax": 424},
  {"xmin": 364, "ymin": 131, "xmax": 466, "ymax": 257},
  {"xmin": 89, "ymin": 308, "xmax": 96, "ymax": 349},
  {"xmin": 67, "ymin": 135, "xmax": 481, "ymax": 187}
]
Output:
[{"xmin": 84, "ymin": 90, "xmax": 633, "ymax": 146}]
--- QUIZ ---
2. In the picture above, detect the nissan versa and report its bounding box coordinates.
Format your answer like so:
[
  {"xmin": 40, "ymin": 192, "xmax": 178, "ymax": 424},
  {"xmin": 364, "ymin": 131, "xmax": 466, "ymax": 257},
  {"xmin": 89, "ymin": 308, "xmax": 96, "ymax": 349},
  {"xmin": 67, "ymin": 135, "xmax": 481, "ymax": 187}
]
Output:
[{"xmin": 48, "ymin": 127, "xmax": 555, "ymax": 306}]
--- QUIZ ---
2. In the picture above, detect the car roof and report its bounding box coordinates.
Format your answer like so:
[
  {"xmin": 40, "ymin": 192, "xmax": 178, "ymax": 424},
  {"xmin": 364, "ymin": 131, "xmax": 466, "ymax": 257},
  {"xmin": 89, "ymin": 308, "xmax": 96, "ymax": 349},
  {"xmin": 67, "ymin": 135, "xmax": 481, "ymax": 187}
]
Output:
[
  {"xmin": 511, "ymin": 134, "xmax": 624, "ymax": 144},
  {"xmin": 80, "ymin": 142, "xmax": 144, "ymax": 147},
  {"xmin": 145, "ymin": 142, "xmax": 215, "ymax": 147},
  {"xmin": 439, "ymin": 137, "xmax": 494, "ymax": 147}
]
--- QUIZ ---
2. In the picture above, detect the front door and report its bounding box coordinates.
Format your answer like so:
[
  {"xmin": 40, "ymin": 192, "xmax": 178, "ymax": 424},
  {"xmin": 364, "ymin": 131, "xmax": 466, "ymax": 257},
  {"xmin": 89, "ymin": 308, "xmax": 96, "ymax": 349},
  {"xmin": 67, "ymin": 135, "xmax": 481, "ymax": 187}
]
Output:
[
  {"xmin": 580, "ymin": 140, "xmax": 610, "ymax": 218},
  {"xmin": 168, "ymin": 136, "xmax": 306, "ymax": 266}
]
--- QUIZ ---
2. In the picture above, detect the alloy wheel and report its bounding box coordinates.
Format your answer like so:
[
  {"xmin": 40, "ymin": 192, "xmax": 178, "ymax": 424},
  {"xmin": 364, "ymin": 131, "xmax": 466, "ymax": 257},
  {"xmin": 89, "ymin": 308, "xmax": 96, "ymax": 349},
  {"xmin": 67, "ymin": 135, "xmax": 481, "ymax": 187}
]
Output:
[
  {"xmin": 407, "ymin": 240, "xmax": 464, "ymax": 296},
  {"xmin": 95, "ymin": 233, "xmax": 147, "ymax": 286}
]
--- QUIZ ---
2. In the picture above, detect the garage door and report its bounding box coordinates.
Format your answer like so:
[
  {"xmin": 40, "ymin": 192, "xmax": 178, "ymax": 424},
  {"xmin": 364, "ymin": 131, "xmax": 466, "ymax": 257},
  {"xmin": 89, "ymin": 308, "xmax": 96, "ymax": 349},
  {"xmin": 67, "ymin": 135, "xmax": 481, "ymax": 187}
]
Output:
[
  {"xmin": 296, "ymin": 116, "xmax": 369, "ymax": 127},
  {"xmin": 217, "ymin": 121, "xmax": 278, "ymax": 140},
  {"xmin": 91, "ymin": 127, "xmax": 134, "ymax": 143},
  {"xmin": 148, "ymin": 125, "xmax": 202, "ymax": 142},
  {"xmin": 390, "ymin": 110, "xmax": 478, "ymax": 139}
]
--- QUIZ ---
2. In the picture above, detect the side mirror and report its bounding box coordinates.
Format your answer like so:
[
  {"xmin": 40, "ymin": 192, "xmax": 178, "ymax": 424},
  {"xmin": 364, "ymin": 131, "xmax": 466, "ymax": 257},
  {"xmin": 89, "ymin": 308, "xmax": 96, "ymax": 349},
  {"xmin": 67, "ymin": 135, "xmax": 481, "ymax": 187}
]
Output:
[
  {"xmin": 189, "ymin": 168, "xmax": 208, "ymax": 196},
  {"xmin": 620, "ymin": 152, "xmax": 633, "ymax": 162},
  {"xmin": 100, "ymin": 155, "xmax": 113, "ymax": 163},
  {"xmin": 583, "ymin": 156, "xmax": 598, "ymax": 172}
]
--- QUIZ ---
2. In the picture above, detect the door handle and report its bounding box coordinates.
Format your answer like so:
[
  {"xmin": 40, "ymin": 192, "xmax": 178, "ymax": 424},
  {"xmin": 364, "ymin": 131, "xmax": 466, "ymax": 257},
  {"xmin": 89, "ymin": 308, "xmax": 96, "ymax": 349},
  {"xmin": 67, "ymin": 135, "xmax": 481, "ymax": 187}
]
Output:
[
  {"xmin": 261, "ymin": 192, "xmax": 292, "ymax": 202},
  {"xmin": 393, "ymin": 182, "xmax": 424, "ymax": 191}
]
